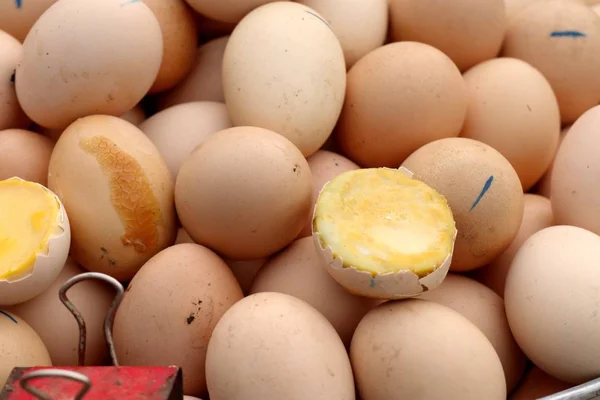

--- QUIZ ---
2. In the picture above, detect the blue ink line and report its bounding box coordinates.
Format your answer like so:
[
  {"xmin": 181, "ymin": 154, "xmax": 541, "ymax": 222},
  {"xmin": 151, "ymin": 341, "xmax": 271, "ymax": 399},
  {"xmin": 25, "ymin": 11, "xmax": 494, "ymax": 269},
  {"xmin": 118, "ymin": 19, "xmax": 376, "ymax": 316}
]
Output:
[
  {"xmin": 0, "ymin": 310, "xmax": 17, "ymax": 324},
  {"xmin": 15, "ymin": 0, "xmax": 22, "ymax": 8},
  {"xmin": 369, "ymin": 278, "xmax": 376, "ymax": 288},
  {"xmin": 550, "ymin": 31, "xmax": 586, "ymax": 38},
  {"xmin": 470, "ymin": 175, "xmax": 494, "ymax": 211},
  {"xmin": 120, "ymin": 0, "xmax": 140, "ymax": 6}
]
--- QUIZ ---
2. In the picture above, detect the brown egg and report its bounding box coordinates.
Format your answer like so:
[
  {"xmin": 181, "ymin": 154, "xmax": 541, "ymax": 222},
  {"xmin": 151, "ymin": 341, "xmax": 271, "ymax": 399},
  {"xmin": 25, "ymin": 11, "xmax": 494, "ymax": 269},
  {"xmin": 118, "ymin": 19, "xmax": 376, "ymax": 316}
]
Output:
[
  {"xmin": 0, "ymin": 129, "xmax": 53, "ymax": 185},
  {"xmin": 48, "ymin": 115, "xmax": 176, "ymax": 281},
  {"xmin": 337, "ymin": 42, "xmax": 467, "ymax": 168},
  {"xmin": 297, "ymin": 0, "xmax": 388, "ymax": 68},
  {"xmin": 419, "ymin": 274, "xmax": 526, "ymax": 392},
  {"xmin": 6, "ymin": 258, "xmax": 113, "ymax": 366},
  {"xmin": 0, "ymin": 311, "xmax": 52, "ymax": 387},
  {"xmin": 142, "ymin": 0, "xmax": 197, "ymax": 93},
  {"xmin": 402, "ymin": 137, "xmax": 524, "ymax": 271},
  {"xmin": 0, "ymin": 0, "xmax": 57, "ymax": 42},
  {"xmin": 551, "ymin": 106, "xmax": 600, "ymax": 233},
  {"xmin": 505, "ymin": 225, "xmax": 600, "ymax": 384},
  {"xmin": 158, "ymin": 36, "xmax": 228, "ymax": 110},
  {"xmin": 251, "ymin": 237, "xmax": 380, "ymax": 346},
  {"xmin": 15, "ymin": 0, "xmax": 163, "ymax": 129},
  {"xmin": 509, "ymin": 367, "xmax": 572, "ymax": 400},
  {"xmin": 503, "ymin": 0, "xmax": 600, "ymax": 123},
  {"xmin": 184, "ymin": 0, "xmax": 286, "ymax": 23},
  {"xmin": 223, "ymin": 2, "xmax": 346, "ymax": 157},
  {"xmin": 389, "ymin": 0, "xmax": 507, "ymax": 71},
  {"xmin": 140, "ymin": 102, "xmax": 232, "ymax": 179},
  {"xmin": 473, "ymin": 194, "xmax": 553, "ymax": 297},
  {"xmin": 535, "ymin": 125, "xmax": 571, "ymax": 198},
  {"xmin": 120, "ymin": 105, "xmax": 146, "ymax": 126},
  {"xmin": 0, "ymin": 30, "xmax": 29, "ymax": 131},
  {"xmin": 351, "ymin": 299, "xmax": 506, "ymax": 399},
  {"xmin": 113, "ymin": 243, "xmax": 243, "ymax": 396},
  {"xmin": 461, "ymin": 58, "xmax": 561, "ymax": 191},
  {"xmin": 298, "ymin": 150, "xmax": 359, "ymax": 238},
  {"xmin": 206, "ymin": 292, "xmax": 355, "ymax": 400},
  {"xmin": 175, "ymin": 126, "xmax": 312, "ymax": 260}
]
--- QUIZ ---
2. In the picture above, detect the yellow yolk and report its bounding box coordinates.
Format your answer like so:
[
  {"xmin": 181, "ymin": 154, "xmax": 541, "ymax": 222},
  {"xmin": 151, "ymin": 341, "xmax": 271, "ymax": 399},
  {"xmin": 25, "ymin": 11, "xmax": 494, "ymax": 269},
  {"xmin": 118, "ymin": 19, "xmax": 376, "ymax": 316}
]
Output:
[
  {"xmin": 313, "ymin": 168, "xmax": 456, "ymax": 277},
  {"xmin": 0, "ymin": 179, "xmax": 60, "ymax": 279}
]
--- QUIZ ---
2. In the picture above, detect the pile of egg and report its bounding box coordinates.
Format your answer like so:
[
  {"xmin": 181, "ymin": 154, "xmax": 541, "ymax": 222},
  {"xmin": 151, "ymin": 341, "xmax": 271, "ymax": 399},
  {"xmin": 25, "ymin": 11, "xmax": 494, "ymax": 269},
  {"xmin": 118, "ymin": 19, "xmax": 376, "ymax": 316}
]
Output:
[{"xmin": 2, "ymin": 0, "xmax": 600, "ymax": 398}]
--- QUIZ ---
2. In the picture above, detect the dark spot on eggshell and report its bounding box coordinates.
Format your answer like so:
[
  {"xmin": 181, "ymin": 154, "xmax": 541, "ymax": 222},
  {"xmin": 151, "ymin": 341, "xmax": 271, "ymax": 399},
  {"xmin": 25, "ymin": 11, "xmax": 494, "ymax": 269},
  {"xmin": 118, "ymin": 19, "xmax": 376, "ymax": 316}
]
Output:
[{"xmin": 187, "ymin": 314, "xmax": 195, "ymax": 324}]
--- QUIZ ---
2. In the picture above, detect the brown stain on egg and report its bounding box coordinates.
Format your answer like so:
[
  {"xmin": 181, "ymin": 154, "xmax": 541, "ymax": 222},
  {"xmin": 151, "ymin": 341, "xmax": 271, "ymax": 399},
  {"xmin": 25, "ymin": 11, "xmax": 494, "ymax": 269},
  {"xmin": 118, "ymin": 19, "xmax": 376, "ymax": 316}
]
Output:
[{"xmin": 79, "ymin": 136, "xmax": 161, "ymax": 253}]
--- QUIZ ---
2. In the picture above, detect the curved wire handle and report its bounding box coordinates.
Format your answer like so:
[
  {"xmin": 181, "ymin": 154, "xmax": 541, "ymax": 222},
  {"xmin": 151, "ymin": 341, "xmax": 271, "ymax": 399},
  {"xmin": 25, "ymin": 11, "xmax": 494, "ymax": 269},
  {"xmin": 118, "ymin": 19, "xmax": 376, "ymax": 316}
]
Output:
[
  {"xmin": 20, "ymin": 369, "xmax": 91, "ymax": 400},
  {"xmin": 59, "ymin": 272, "xmax": 124, "ymax": 366}
]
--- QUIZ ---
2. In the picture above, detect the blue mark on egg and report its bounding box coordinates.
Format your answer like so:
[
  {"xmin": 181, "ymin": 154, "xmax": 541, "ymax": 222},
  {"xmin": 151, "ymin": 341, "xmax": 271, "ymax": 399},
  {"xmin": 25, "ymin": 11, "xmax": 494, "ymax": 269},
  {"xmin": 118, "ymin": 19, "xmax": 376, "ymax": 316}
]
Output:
[
  {"xmin": 15, "ymin": 0, "xmax": 22, "ymax": 8},
  {"xmin": 120, "ymin": 0, "xmax": 140, "ymax": 6},
  {"xmin": 0, "ymin": 310, "xmax": 17, "ymax": 324},
  {"xmin": 550, "ymin": 31, "xmax": 586, "ymax": 38},
  {"xmin": 369, "ymin": 278, "xmax": 376, "ymax": 288},
  {"xmin": 470, "ymin": 175, "xmax": 494, "ymax": 211}
]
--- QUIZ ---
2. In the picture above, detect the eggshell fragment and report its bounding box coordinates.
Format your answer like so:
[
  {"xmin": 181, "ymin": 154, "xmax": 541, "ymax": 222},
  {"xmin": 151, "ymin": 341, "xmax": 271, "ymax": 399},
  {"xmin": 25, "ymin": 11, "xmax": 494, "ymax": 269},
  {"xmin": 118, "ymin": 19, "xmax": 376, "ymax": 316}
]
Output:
[
  {"xmin": 113, "ymin": 244, "xmax": 243, "ymax": 396},
  {"xmin": 175, "ymin": 126, "xmax": 312, "ymax": 260},
  {"xmin": 48, "ymin": 115, "xmax": 176, "ymax": 281},
  {"xmin": 509, "ymin": 367, "xmax": 572, "ymax": 400},
  {"xmin": 502, "ymin": 0, "xmax": 600, "ymax": 123},
  {"xmin": 505, "ymin": 225, "xmax": 600, "ymax": 383},
  {"xmin": 251, "ymin": 237, "xmax": 380, "ymax": 345},
  {"xmin": 7, "ymin": 258, "xmax": 113, "ymax": 366},
  {"xmin": 185, "ymin": 0, "xmax": 286, "ymax": 23},
  {"xmin": 0, "ymin": 311, "xmax": 52, "ymax": 387},
  {"xmin": 15, "ymin": 0, "xmax": 163, "ymax": 129},
  {"xmin": 351, "ymin": 299, "xmax": 506, "ymax": 400},
  {"xmin": 336, "ymin": 42, "xmax": 467, "ymax": 167},
  {"xmin": 402, "ymin": 137, "xmax": 524, "ymax": 271},
  {"xmin": 0, "ymin": 0, "xmax": 57, "ymax": 42},
  {"xmin": 0, "ymin": 30, "xmax": 29, "ymax": 131},
  {"xmin": 222, "ymin": 2, "xmax": 346, "ymax": 157},
  {"xmin": 0, "ymin": 129, "xmax": 54, "ymax": 185},
  {"xmin": 206, "ymin": 292, "xmax": 356, "ymax": 400}
]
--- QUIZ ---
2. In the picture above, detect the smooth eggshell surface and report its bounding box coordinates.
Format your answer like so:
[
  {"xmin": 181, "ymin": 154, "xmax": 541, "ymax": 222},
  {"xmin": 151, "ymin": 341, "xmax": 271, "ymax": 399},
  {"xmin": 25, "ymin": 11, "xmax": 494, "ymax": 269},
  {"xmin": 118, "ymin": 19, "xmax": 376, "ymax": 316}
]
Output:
[
  {"xmin": 0, "ymin": 0, "xmax": 57, "ymax": 42},
  {"xmin": 535, "ymin": 125, "xmax": 570, "ymax": 198},
  {"xmin": 0, "ymin": 30, "xmax": 30, "ymax": 131},
  {"xmin": 505, "ymin": 225, "xmax": 600, "ymax": 384},
  {"xmin": 113, "ymin": 244, "xmax": 243, "ymax": 396},
  {"xmin": 223, "ymin": 2, "xmax": 346, "ymax": 157},
  {"xmin": 205, "ymin": 292, "xmax": 356, "ymax": 400},
  {"xmin": 351, "ymin": 299, "xmax": 506, "ymax": 400},
  {"xmin": 509, "ymin": 367, "xmax": 571, "ymax": 400},
  {"xmin": 48, "ymin": 115, "xmax": 176, "ymax": 281},
  {"xmin": 402, "ymin": 137, "xmax": 524, "ymax": 271},
  {"xmin": 337, "ymin": 42, "xmax": 467, "ymax": 167},
  {"xmin": 16, "ymin": 0, "xmax": 163, "ymax": 129},
  {"xmin": 185, "ymin": 0, "xmax": 286, "ymax": 23},
  {"xmin": 0, "ymin": 129, "xmax": 54, "ymax": 185},
  {"xmin": 175, "ymin": 126, "xmax": 312, "ymax": 260}
]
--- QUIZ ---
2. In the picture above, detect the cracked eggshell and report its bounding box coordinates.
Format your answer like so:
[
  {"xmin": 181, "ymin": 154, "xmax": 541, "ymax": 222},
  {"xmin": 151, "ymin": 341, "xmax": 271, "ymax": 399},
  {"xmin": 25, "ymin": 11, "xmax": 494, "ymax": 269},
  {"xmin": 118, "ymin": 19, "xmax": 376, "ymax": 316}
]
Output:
[
  {"xmin": 0, "ymin": 177, "xmax": 70, "ymax": 306},
  {"xmin": 312, "ymin": 167, "xmax": 456, "ymax": 300}
]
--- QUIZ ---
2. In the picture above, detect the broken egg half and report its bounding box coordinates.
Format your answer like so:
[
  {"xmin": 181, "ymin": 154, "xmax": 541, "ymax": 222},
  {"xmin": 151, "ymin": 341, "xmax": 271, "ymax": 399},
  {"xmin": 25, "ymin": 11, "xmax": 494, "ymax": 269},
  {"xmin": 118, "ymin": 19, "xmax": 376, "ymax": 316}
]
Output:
[
  {"xmin": 0, "ymin": 177, "xmax": 71, "ymax": 306},
  {"xmin": 312, "ymin": 167, "xmax": 457, "ymax": 299}
]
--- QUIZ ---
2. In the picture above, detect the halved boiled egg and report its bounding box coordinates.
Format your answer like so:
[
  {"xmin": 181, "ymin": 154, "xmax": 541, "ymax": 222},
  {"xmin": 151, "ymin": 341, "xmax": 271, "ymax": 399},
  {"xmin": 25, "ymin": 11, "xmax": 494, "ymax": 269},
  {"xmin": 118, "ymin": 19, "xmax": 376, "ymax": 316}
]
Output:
[
  {"xmin": 0, "ymin": 177, "xmax": 70, "ymax": 306},
  {"xmin": 312, "ymin": 167, "xmax": 456, "ymax": 299}
]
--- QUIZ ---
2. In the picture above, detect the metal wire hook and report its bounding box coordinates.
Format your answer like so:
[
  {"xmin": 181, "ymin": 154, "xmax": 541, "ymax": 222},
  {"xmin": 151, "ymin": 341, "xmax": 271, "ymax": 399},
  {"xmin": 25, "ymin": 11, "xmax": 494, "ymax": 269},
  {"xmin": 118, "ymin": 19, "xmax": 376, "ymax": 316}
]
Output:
[{"xmin": 20, "ymin": 369, "xmax": 91, "ymax": 400}]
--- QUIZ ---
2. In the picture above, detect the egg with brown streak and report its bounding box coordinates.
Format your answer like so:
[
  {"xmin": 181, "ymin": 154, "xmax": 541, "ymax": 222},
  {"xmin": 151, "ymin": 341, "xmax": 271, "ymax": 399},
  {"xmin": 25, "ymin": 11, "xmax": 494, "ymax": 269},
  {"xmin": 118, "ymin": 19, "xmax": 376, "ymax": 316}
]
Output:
[
  {"xmin": 0, "ymin": 30, "xmax": 29, "ymax": 131},
  {"xmin": 48, "ymin": 115, "xmax": 176, "ymax": 281}
]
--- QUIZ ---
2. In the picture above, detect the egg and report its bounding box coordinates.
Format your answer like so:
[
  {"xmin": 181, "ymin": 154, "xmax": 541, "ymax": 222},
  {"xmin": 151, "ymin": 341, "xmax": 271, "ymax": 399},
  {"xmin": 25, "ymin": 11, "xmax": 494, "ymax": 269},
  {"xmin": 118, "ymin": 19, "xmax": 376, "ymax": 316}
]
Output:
[
  {"xmin": 298, "ymin": 150, "xmax": 359, "ymax": 238},
  {"xmin": 296, "ymin": 0, "xmax": 388, "ymax": 68},
  {"xmin": 175, "ymin": 126, "xmax": 312, "ymax": 260},
  {"xmin": 0, "ymin": 0, "xmax": 57, "ymax": 42},
  {"xmin": 336, "ymin": 42, "xmax": 467, "ymax": 168},
  {"xmin": 120, "ymin": 105, "xmax": 146, "ymax": 126},
  {"xmin": 402, "ymin": 137, "xmax": 524, "ymax": 272},
  {"xmin": 473, "ymin": 194, "xmax": 553, "ymax": 297},
  {"xmin": 502, "ymin": 0, "xmax": 600, "ymax": 123},
  {"xmin": 113, "ymin": 243, "xmax": 243, "ymax": 395},
  {"xmin": 15, "ymin": 0, "xmax": 163, "ymax": 129},
  {"xmin": 0, "ymin": 30, "xmax": 29, "ymax": 131},
  {"xmin": 158, "ymin": 36, "xmax": 229, "ymax": 110},
  {"xmin": 505, "ymin": 225, "xmax": 600, "ymax": 384},
  {"xmin": 0, "ymin": 129, "xmax": 54, "ymax": 185},
  {"xmin": 419, "ymin": 274, "xmax": 526, "ymax": 392},
  {"xmin": 222, "ymin": 2, "xmax": 346, "ymax": 157},
  {"xmin": 504, "ymin": 0, "xmax": 539, "ymax": 18},
  {"xmin": 351, "ymin": 299, "xmax": 506, "ymax": 399},
  {"xmin": 0, "ymin": 311, "xmax": 52, "ymax": 387},
  {"xmin": 460, "ymin": 57, "xmax": 561, "ymax": 191},
  {"xmin": 251, "ymin": 237, "xmax": 380, "ymax": 345},
  {"xmin": 184, "ymin": 0, "xmax": 286, "ymax": 23},
  {"xmin": 551, "ymin": 106, "xmax": 600, "ymax": 234},
  {"xmin": 6, "ymin": 257, "xmax": 113, "ymax": 366},
  {"xmin": 0, "ymin": 177, "xmax": 70, "ymax": 306},
  {"xmin": 535, "ymin": 125, "xmax": 571, "ymax": 198},
  {"xmin": 389, "ymin": 0, "xmax": 507, "ymax": 71},
  {"xmin": 509, "ymin": 367, "xmax": 572, "ymax": 400},
  {"xmin": 142, "ymin": 0, "xmax": 198, "ymax": 93},
  {"xmin": 205, "ymin": 292, "xmax": 356, "ymax": 400},
  {"xmin": 47, "ymin": 115, "xmax": 176, "ymax": 281},
  {"xmin": 140, "ymin": 102, "xmax": 232, "ymax": 179}
]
